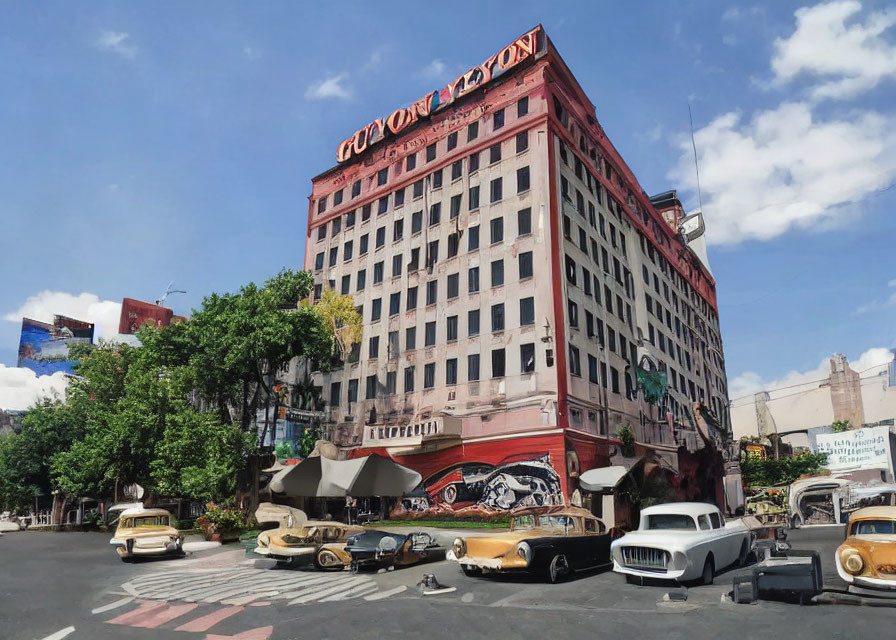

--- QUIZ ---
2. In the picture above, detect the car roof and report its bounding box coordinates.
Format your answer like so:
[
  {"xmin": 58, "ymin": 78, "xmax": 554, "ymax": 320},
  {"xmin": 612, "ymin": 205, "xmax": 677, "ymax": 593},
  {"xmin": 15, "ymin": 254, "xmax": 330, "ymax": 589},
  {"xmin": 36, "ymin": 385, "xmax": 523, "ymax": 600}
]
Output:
[
  {"xmin": 119, "ymin": 508, "xmax": 172, "ymax": 518},
  {"xmin": 639, "ymin": 502, "xmax": 720, "ymax": 517},
  {"xmin": 850, "ymin": 506, "xmax": 896, "ymax": 521}
]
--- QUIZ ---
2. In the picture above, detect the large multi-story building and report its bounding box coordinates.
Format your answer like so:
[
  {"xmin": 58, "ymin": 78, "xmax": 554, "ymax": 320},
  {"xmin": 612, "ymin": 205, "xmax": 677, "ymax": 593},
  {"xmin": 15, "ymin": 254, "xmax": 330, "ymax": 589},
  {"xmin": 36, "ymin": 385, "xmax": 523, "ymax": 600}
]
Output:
[{"xmin": 303, "ymin": 26, "xmax": 730, "ymax": 514}]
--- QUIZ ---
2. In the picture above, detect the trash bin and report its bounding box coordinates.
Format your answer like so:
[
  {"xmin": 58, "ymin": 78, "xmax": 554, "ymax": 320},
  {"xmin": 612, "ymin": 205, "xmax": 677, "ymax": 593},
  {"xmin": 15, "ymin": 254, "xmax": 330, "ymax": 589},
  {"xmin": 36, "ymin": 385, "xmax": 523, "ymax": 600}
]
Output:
[{"xmin": 733, "ymin": 550, "xmax": 823, "ymax": 605}]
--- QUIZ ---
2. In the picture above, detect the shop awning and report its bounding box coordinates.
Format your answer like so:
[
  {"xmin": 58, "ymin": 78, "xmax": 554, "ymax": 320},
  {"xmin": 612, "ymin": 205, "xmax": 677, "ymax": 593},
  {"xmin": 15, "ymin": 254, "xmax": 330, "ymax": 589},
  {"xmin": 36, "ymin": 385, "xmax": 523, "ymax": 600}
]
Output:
[
  {"xmin": 269, "ymin": 453, "xmax": 421, "ymax": 498},
  {"xmin": 579, "ymin": 466, "xmax": 630, "ymax": 492}
]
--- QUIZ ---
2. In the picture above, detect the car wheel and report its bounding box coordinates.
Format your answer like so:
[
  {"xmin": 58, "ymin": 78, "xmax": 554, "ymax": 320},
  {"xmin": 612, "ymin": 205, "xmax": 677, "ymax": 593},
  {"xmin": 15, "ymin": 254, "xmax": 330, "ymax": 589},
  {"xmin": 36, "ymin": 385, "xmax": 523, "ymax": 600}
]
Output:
[
  {"xmin": 461, "ymin": 564, "xmax": 481, "ymax": 577},
  {"xmin": 738, "ymin": 540, "xmax": 749, "ymax": 567},
  {"xmin": 547, "ymin": 554, "xmax": 569, "ymax": 584},
  {"xmin": 700, "ymin": 556, "xmax": 714, "ymax": 586},
  {"xmin": 314, "ymin": 549, "xmax": 343, "ymax": 571},
  {"xmin": 442, "ymin": 484, "xmax": 458, "ymax": 505}
]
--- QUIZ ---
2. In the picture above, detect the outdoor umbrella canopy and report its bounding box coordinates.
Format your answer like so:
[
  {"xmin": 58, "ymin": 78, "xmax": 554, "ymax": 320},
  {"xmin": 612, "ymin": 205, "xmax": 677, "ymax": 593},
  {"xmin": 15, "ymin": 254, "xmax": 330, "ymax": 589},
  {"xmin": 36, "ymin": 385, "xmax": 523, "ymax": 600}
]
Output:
[{"xmin": 269, "ymin": 454, "xmax": 422, "ymax": 498}]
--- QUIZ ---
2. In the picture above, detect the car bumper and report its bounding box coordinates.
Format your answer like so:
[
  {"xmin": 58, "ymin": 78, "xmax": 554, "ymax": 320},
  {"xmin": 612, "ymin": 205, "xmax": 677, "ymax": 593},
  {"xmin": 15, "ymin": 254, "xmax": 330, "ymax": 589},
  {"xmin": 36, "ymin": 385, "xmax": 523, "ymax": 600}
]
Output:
[
  {"xmin": 612, "ymin": 560, "xmax": 688, "ymax": 581},
  {"xmin": 255, "ymin": 546, "xmax": 315, "ymax": 560},
  {"xmin": 111, "ymin": 538, "xmax": 181, "ymax": 557}
]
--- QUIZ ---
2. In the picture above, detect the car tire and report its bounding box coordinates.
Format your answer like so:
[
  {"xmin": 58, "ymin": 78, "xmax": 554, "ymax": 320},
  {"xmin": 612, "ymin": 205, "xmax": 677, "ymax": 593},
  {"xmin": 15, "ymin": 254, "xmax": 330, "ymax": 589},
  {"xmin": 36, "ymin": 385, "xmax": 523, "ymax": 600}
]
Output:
[
  {"xmin": 278, "ymin": 556, "xmax": 299, "ymax": 569},
  {"xmin": 738, "ymin": 540, "xmax": 749, "ymax": 567},
  {"xmin": 700, "ymin": 556, "xmax": 714, "ymax": 586},
  {"xmin": 547, "ymin": 554, "xmax": 569, "ymax": 584},
  {"xmin": 461, "ymin": 564, "xmax": 481, "ymax": 577},
  {"xmin": 314, "ymin": 549, "xmax": 343, "ymax": 571}
]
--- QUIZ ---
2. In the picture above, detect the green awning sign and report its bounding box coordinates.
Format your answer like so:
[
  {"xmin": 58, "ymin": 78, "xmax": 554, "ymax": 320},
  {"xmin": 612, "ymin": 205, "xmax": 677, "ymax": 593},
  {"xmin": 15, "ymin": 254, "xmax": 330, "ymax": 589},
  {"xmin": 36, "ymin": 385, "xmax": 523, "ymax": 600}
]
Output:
[{"xmin": 637, "ymin": 367, "xmax": 667, "ymax": 405}]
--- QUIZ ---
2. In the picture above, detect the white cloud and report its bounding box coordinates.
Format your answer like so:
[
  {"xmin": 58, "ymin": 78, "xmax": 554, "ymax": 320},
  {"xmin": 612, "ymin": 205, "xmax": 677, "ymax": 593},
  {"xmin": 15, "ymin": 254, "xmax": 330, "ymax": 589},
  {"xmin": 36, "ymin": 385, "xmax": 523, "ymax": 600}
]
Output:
[
  {"xmin": 772, "ymin": 1, "xmax": 896, "ymax": 101},
  {"xmin": 304, "ymin": 73, "xmax": 352, "ymax": 101},
  {"xmin": 243, "ymin": 45, "xmax": 261, "ymax": 60},
  {"xmin": 3, "ymin": 291, "xmax": 122, "ymax": 341},
  {"xmin": 722, "ymin": 6, "xmax": 765, "ymax": 22},
  {"xmin": 95, "ymin": 30, "xmax": 138, "ymax": 59},
  {"xmin": 362, "ymin": 49, "xmax": 383, "ymax": 73},
  {"xmin": 730, "ymin": 347, "xmax": 894, "ymax": 398},
  {"xmin": 856, "ymin": 278, "xmax": 896, "ymax": 314},
  {"xmin": 0, "ymin": 365, "xmax": 68, "ymax": 411},
  {"xmin": 669, "ymin": 102, "xmax": 896, "ymax": 245},
  {"xmin": 419, "ymin": 59, "xmax": 447, "ymax": 81}
]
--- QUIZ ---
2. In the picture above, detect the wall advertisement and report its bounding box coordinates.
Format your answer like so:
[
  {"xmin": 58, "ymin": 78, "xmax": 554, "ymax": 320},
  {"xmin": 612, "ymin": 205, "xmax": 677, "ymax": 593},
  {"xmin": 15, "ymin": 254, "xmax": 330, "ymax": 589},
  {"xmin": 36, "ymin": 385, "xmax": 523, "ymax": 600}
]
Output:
[{"xmin": 814, "ymin": 426, "xmax": 893, "ymax": 473}]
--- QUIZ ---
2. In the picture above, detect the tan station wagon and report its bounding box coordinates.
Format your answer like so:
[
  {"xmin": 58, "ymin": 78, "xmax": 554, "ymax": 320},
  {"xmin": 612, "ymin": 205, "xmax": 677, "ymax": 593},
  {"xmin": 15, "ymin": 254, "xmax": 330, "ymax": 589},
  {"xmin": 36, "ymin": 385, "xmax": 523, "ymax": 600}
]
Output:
[{"xmin": 110, "ymin": 506, "xmax": 183, "ymax": 561}]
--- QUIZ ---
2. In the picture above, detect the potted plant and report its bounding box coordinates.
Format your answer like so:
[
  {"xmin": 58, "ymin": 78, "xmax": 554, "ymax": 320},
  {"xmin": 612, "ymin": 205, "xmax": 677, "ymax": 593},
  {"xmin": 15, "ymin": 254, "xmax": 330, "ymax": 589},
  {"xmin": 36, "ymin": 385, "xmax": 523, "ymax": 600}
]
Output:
[{"xmin": 196, "ymin": 503, "xmax": 248, "ymax": 542}]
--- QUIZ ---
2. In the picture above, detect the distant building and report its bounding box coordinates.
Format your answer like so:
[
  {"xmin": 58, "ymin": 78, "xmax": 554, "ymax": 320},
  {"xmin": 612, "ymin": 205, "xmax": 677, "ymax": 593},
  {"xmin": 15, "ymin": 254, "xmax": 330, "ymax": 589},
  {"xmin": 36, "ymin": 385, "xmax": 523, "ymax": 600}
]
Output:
[
  {"xmin": 303, "ymin": 26, "xmax": 730, "ymax": 513},
  {"xmin": 118, "ymin": 298, "xmax": 175, "ymax": 334}
]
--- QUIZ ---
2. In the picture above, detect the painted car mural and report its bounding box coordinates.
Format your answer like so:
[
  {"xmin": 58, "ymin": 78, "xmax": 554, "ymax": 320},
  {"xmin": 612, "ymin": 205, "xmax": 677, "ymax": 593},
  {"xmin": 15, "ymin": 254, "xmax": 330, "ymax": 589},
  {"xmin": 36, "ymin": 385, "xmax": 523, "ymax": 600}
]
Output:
[{"xmin": 400, "ymin": 453, "xmax": 563, "ymax": 515}]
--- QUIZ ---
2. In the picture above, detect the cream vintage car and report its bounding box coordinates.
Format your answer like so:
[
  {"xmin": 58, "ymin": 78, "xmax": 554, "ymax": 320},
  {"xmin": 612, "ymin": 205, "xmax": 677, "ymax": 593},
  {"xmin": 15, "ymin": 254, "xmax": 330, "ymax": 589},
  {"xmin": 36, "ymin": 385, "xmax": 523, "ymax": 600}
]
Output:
[
  {"xmin": 254, "ymin": 521, "xmax": 365, "ymax": 568},
  {"xmin": 451, "ymin": 507, "xmax": 612, "ymax": 583},
  {"xmin": 110, "ymin": 506, "xmax": 183, "ymax": 561},
  {"xmin": 611, "ymin": 502, "xmax": 751, "ymax": 585},
  {"xmin": 836, "ymin": 506, "xmax": 896, "ymax": 596}
]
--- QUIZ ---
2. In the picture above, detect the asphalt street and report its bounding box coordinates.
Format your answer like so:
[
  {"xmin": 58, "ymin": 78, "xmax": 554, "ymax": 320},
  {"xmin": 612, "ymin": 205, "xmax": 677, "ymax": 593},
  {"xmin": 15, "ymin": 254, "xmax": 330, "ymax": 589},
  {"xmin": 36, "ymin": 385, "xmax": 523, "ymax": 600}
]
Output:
[{"xmin": 2, "ymin": 526, "xmax": 895, "ymax": 640}]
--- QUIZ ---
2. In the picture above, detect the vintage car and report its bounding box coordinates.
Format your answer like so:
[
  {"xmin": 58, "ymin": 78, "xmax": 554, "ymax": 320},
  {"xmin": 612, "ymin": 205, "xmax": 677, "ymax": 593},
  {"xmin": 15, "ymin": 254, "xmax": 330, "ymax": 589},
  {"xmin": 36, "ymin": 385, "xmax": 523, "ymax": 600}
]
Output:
[
  {"xmin": 254, "ymin": 521, "xmax": 365, "ymax": 568},
  {"xmin": 344, "ymin": 530, "xmax": 442, "ymax": 571},
  {"xmin": 835, "ymin": 506, "xmax": 896, "ymax": 596},
  {"xmin": 451, "ymin": 506, "xmax": 612, "ymax": 583},
  {"xmin": 109, "ymin": 506, "xmax": 182, "ymax": 561},
  {"xmin": 611, "ymin": 502, "xmax": 751, "ymax": 585}
]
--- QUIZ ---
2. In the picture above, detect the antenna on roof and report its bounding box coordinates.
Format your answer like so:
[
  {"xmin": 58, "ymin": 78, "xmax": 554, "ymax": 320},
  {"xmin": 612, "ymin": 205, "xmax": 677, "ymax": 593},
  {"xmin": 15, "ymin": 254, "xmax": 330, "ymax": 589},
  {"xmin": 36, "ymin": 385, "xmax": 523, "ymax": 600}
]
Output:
[
  {"xmin": 155, "ymin": 282, "xmax": 187, "ymax": 307},
  {"xmin": 688, "ymin": 103, "xmax": 704, "ymax": 214}
]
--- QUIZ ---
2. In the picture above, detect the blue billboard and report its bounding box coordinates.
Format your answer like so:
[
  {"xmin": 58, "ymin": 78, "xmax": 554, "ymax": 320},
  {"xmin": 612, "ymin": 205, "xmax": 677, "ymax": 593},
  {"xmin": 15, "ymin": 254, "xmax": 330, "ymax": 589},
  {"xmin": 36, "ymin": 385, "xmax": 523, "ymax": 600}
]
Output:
[{"xmin": 16, "ymin": 315, "xmax": 94, "ymax": 376}]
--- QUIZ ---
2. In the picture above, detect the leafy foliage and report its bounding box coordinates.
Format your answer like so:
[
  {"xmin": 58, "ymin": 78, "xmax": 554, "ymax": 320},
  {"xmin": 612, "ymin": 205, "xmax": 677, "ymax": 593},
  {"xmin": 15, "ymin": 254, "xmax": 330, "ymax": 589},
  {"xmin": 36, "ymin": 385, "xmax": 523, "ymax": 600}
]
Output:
[
  {"xmin": 831, "ymin": 420, "xmax": 852, "ymax": 433},
  {"xmin": 618, "ymin": 423, "xmax": 636, "ymax": 458},
  {"xmin": 299, "ymin": 427, "xmax": 319, "ymax": 458},
  {"xmin": 310, "ymin": 288, "xmax": 362, "ymax": 358},
  {"xmin": 740, "ymin": 452, "xmax": 829, "ymax": 488},
  {"xmin": 196, "ymin": 503, "xmax": 249, "ymax": 534}
]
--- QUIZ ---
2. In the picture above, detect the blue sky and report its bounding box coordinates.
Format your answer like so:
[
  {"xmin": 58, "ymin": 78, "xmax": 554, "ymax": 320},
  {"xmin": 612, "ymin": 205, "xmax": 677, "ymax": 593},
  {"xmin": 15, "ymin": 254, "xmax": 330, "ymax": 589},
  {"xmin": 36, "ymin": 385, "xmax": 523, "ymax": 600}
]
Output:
[{"xmin": 1, "ymin": 1, "xmax": 895, "ymax": 408}]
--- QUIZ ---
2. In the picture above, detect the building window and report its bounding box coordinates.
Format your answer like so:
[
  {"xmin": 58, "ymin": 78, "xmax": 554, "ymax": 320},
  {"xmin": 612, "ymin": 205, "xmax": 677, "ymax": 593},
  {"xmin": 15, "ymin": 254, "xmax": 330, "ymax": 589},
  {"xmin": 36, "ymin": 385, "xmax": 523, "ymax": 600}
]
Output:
[
  {"xmin": 393, "ymin": 219, "xmax": 404, "ymax": 242},
  {"xmin": 389, "ymin": 292, "xmax": 400, "ymax": 316},
  {"xmin": 318, "ymin": 196, "xmax": 327, "ymax": 214},
  {"xmin": 521, "ymin": 343, "xmax": 535, "ymax": 373},
  {"xmin": 377, "ymin": 168, "xmax": 388, "ymax": 186},
  {"xmin": 518, "ymin": 207, "xmax": 532, "ymax": 235},
  {"xmin": 426, "ymin": 142, "xmax": 437, "ymax": 162},
  {"xmin": 328, "ymin": 247, "xmax": 338, "ymax": 267},
  {"xmin": 317, "ymin": 226, "xmax": 326, "ymax": 241},
  {"xmin": 520, "ymin": 297, "xmax": 535, "ymax": 326},
  {"xmin": 467, "ymin": 266, "xmax": 479, "ymax": 293},
  {"xmin": 348, "ymin": 378, "xmax": 358, "ymax": 403},
  {"xmin": 362, "ymin": 203, "xmax": 371, "ymax": 221},
  {"xmin": 331, "ymin": 217, "xmax": 341, "ymax": 236},
  {"xmin": 373, "ymin": 261, "xmax": 384, "ymax": 284},
  {"xmin": 406, "ymin": 285, "xmax": 417, "ymax": 309},
  {"xmin": 406, "ymin": 327, "xmax": 416, "ymax": 351},
  {"xmin": 344, "ymin": 240, "xmax": 354, "ymax": 261},
  {"xmin": 411, "ymin": 210, "xmax": 422, "ymax": 234},
  {"xmin": 468, "ymin": 185, "xmax": 480, "ymax": 210},
  {"xmin": 425, "ymin": 321, "xmax": 436, "ymax": 346},
  {"xmin": 611, "ymin": 366, "xmax": 620, "ymax": 394},
  {"xmin": 356, "ymin": 269, "xmax": 366, "ymax": 291},
  {"xmin": 563, "ymin": 215, "xmax": 571, "ymax": 239},
  {"xmin": 351, "ymin": 180, "xmax": 361, "ymax": 199},
  {"xmin": 450, "ymin": 194, "xmax": 462, "ymax": 219},
  {"xmin": 446, "ymin": 358, "xmax": 458, "ymax": 385},
  {"xmin": 366, "ymin": 375, "xmax": 377, "ymax": 399},
  {"xmin": 565, "ymin": 256, "xmax": 577, "ymax": 285},
  {"xmin": 468, "ymin": 309, "xmax": 480, "ymax": 336},
  {"xmin": 491, "ymin": 348, "xmax": 506, "ymax": 378},
  {"xmin": 491, "ymin": 303, "xmax": 505, "ymax": 332},
  {"xmin": 489, "ymin": 143, "xmax": 501, "ymax": 164},
  {"xmin": 517, "ymin": 96, "xmax": 529, "ymax": 117},
  {"xmin": 385, "ymin": 371, "xmax": 396, "ymax": 395},
  {"xmin": 424, "ymin": 363, "xmax": 435, "ymax": 388},
  {"xmin": 569, "ymin": 344, "xmax": 581, "ymax": 376},
  {"xmin": 447, "ymin": 131, "xmax": 458, "ymax": 151},
  {"xmin": 467, "ymin": 121, "xmax": 479, "ymax": 142},
  {"xmin": 371, "ymin": 298, "xmax": 382, "ymax": 322},
  {"xmin": 451, "ymin": 160, "xmax": 463, "ymax": 181},
  {"xmin": 447, "ymin": 273, "xmax": 459, "ymax": 299},
  {"xmin": 426, "ymin": 280, "xmax": 438, "ymax": 305},
  {"xmin": 468, "ymin": 151, "xmax": 480, "ymax": 173},
  {"xmin": 447, "ymin": 315, "xmax": 458, "ymax": 342},
  {"xmin": 517, "ymin": 166, "xmax": 530, "ymax": 193},
  {"xmin": 329, "ymin": 380, "xmax": 342, "ymax": 407},
  {"xmin": 392, "ymin": 253, "xmax": 403, "ymax": 277},
  {"xmin": 491, "ymin": 259, "xmax": 504, "ymax": 287},
  {"xmin": 582, "ymin": 268, "xmax": 592, "ymax": 296},
  {"xmin": 516, "ymin": 131, "xmax": 528, "ymax": 153},
  {"xmin": 468, "ymin": 225, "xmax": 480, "ymax": 251},
  {"xmin": 490, "ymin": 216, "xmax": 503, "ymax": 244},
  {"xmin": 314, "ymin": 252, "xmax": 324, "ymax": 270},
  {"xmin": 394, "ymin": 188, "xmax": 405, "ymax": 208},
  {"xmin": 429, "ymin": 202, "xmax": 441, "ymax": 226},
  {"xmin": 448, "ymin": 232, "xmax": 459, "ymax": 258},
  {"xmin": 406, "ymin": 154, "xmax": 416, "ymax": 171},
  {"xmin": 432, "ymin": 169, "xmax": 443, "ymax": 190},
  {"xmin": 340, "ymin": 275, "xmax": 350, "ymax": 295},
  {"xmin": 519, "ymin": 251, "xmax": 533, "ymax": 279},
  {"xmin": 567, "ymin": 299, "xmax": 578, "ymax": 327},
  {"xmin": 493, "ymin": 108, "xmax": 505, "ymax": 130},
  {"xmin": 378, "ymin": 196, "xmax": 389, "ymax": 215},
  {"xmin": 369, "ymin": 336, "xmax": 379, "ymax": 359},
  {"xmin": 588, "ymin": 355, "xmax": 598, "ymax": 383},
  {"xmin": 404, "ymin": 366, "xmax": 415, "ymax": 392},
  {"xmin": 468, "ymin": 353, "xmax": 480, "ymax": 381},
  {"xmin": 375, "ymin": 226, "xmax": 386, "ymax": 248}
]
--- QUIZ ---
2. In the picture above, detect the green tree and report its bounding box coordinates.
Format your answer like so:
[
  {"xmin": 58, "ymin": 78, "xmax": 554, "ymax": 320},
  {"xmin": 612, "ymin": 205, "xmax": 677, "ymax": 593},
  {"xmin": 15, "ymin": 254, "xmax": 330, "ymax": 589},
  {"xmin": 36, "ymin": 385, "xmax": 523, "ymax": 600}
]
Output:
[
  {"xmin": 831, "ymin": 420, "xmax": 851, "ymax": 433},
  {"xmin": 740, "ymin": 452, "xmax": 829, "ymax": 487}
]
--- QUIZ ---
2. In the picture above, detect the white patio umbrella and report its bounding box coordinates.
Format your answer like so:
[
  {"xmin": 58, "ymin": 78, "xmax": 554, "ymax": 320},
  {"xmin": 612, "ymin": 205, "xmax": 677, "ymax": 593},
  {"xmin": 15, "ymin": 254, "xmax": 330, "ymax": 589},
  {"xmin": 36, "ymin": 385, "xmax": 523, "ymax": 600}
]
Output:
[{"xmin": 269, "ymin": 454, "xmax": 421, "ymax": 498}]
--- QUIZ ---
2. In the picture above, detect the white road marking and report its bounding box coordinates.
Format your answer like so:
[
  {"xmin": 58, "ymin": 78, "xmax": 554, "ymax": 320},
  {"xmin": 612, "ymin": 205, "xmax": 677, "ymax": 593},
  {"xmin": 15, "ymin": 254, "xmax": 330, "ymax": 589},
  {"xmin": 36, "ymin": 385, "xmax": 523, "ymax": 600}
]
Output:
[
  {"xmin": 41, "ymin": 626, "xmax": 75, "ymax": 640},
  {"xmin": 363, "ymin": 585, "xmax": 408, "ymax": 601},
  {"xmin": 317, "ymin": 582, "xmax": 379, "ymax": 602},
  {"xmin": 288, "ymin": 577, "xmax": 372, "ymax": 604},
  {"xmin": 220, "ymin": 591, "xmax": 282, "ymax": 606},
  {"xmin": 91, "ymin": 597, "xmax": 134, "ymax": 614}
]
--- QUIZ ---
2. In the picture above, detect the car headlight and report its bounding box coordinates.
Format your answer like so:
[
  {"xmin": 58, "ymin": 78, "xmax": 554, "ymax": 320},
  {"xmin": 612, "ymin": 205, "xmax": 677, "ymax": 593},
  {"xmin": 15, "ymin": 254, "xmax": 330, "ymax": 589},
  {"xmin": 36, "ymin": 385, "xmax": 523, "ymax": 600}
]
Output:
[
  {"xmin": 841, "ymin": 548, "xmax": 864, "ymax": 575},
  {"xmin": 516, "ymin": 541, "xmax": 532, "ymax": 566},
  {"xmin": 453, "ymin": 538, "xmax": 466, "ymax": 558},
  {"xmin": 257, "ymin": 535, "xmax": 269, "ymax": 548}
]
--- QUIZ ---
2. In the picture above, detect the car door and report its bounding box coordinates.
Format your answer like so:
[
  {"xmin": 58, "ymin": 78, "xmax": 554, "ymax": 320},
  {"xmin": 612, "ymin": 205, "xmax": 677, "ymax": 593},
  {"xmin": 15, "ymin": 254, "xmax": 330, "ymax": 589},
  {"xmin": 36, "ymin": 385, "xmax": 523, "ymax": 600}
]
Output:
[{"xmin": 583, "ymin": 517, "xmax": 611, "ymax": 567}]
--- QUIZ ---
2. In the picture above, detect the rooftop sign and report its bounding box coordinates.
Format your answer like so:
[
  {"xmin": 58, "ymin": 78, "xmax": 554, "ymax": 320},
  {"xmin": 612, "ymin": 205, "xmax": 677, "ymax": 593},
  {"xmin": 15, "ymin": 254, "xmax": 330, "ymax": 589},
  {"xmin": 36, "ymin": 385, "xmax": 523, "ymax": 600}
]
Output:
[{"xmin": 336, "ymin": 26, "xmax": 544, "ymax": 164}]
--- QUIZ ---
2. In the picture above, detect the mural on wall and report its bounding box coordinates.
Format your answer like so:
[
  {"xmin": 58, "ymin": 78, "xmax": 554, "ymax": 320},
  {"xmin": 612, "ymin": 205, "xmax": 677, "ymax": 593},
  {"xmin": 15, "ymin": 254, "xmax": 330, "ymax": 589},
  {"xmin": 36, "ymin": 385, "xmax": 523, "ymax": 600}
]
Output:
[
  {"xmin": 398, "ymin": 452, "xmax": 563, "ymax": 516},
  {"xmin": 17, "ymin": 315, "xmax": 94, "ymax": 376}
]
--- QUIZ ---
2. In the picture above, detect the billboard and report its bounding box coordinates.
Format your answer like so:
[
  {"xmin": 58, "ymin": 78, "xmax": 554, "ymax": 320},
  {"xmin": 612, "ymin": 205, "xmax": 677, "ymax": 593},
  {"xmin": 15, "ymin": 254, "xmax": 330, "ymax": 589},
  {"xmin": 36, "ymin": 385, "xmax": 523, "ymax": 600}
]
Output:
[
  {"xmin": 118, "ymin": 298, "xmax": 174, "ymax": 334},
  {"xmin": 17, "ymin": 315, "xmax": 95, "ymax": 376},
  {"xmin": 814, "ymin": 426, "xmax": 893, "ymax": 474}
]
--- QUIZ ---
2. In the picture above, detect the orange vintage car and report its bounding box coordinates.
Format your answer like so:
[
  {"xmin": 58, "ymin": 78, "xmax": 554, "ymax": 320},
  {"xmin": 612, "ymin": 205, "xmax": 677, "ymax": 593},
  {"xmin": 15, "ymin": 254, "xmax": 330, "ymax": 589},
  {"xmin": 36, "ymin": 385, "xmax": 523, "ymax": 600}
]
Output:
[{"xmin": 836, "ymin": 506, "xmax": 896, "ymax": 596}]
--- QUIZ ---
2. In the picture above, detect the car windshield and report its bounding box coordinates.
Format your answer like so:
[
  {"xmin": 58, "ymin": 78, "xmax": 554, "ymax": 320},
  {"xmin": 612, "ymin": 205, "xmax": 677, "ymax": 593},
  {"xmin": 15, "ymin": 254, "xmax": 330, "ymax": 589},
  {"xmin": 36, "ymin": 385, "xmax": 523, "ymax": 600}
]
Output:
[
  {"xmin": 125, "ymin": 515, "xmax": 169, "ymax": 528},
  {"xmin": 539, "ymin": 516, "xmax": 574, "ymax": 531},
  {"xmin": 645, "ymin": 514, "xmax": 697, "ymax": 530},
  {"xmin": 511, "ymin": 515, "xmax": 537, "ymax": 530},
  {"xmin": 852, "ymin": 519, "xmax": 896, "ymax": 535}
]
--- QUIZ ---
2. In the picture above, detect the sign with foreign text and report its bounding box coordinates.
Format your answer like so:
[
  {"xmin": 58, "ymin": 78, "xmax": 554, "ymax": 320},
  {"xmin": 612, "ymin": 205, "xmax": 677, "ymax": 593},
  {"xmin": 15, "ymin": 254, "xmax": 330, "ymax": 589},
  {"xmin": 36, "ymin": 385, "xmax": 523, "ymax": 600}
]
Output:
[
  {"xmin": 814, "ymin": 426, "xmax": 893, "ymax": 473},
  {"xmin": 335, "ymin": 26, "xmax": 544, "ymax": 163}
]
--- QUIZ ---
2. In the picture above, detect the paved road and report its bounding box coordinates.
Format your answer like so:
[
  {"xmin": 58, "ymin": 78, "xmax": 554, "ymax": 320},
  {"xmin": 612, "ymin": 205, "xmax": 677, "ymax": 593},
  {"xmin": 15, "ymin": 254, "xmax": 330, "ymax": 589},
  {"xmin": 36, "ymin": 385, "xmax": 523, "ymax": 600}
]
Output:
[{"xmin": 2, "ymin": 526, "xmax": 895, "ymax": 640}]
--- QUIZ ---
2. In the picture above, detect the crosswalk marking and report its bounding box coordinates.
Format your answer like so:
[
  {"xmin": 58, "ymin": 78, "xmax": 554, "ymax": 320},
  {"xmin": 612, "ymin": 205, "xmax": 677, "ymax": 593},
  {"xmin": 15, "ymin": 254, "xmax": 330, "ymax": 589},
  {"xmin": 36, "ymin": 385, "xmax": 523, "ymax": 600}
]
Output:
[
  {"xmin": 131, "ymin": 603, "xmax": 198, "ymax": 629},
  {"xmin": 174, "ymin": 606, "xmax": 245, "ymax": 633},
  {"xmin": 91, "ymin": 596, "xmax": 134, "ymax": 614},
  {"xmin": 288, "ymin": 577, "xmax": 370, "ymax": 605},
  {"xmin": 363, "ymin": 584, "xmax": 408, "ymax": 601},
  {"xmin": 40, "ymin": 626, "xmax": 75, "ymax": 640}
]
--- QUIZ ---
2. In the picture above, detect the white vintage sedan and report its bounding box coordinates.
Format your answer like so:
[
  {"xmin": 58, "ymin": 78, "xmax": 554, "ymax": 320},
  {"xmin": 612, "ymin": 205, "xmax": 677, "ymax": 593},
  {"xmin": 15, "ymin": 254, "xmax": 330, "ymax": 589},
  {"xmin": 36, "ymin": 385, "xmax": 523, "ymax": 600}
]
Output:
[{"xmin": 611, "ymin": 502, "xmax": 752, "ymax": 585}]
